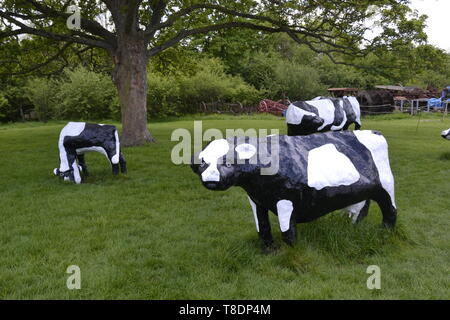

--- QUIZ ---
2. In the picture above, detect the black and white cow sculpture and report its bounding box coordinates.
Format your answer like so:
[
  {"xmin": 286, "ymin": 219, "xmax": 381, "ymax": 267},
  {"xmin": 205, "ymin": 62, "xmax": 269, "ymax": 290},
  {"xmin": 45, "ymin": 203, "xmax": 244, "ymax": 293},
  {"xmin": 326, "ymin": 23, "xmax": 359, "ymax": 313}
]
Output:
[
  {"xmin": 442, "ymin": 128, "xmax": 450, "ymax": 140},
  {"xmin": 53, "ymin": 122, "xmax": 126, "ymax": 184},
  {"xmin": 286, "ymin": 97, "xmax": 361, "ymax": 136},
  {"xmin": 191, "ymin": 131, "xmax": 396, "ymax": 250}
]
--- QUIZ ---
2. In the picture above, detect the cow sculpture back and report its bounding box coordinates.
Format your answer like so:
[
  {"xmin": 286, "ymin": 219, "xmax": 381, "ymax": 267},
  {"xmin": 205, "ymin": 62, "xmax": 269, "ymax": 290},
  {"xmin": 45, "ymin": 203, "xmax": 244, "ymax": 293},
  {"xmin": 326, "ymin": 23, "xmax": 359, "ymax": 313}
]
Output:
[{"xmin": 286, "ymin": 96, "xmax": 361, "ymax": 136}]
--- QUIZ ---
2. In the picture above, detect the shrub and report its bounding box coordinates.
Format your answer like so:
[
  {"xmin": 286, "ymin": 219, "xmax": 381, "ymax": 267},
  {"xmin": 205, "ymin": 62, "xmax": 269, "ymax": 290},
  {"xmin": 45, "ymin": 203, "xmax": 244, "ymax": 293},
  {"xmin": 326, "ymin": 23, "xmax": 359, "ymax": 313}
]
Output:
[
  {"xmin": 268, "ymin": 60, "xmax": 327, "ymax": 101},
  {"xmin": 56, "ymin": 66, "xmax": 118, "ymax": 120},
  {"xmin": 0, "ymin": 92, "xmax": 8, "ymax": 121},
  {"xmin": 147, "ymin": 72, "xmax": 181, "ymax": 119},
  {"xmin": 25, "ymin": 77, "xmax": 58, "ymax": 122},
  {"xmin": 178, "ymin": 58, "xmax": 264, "ymax": 112}
]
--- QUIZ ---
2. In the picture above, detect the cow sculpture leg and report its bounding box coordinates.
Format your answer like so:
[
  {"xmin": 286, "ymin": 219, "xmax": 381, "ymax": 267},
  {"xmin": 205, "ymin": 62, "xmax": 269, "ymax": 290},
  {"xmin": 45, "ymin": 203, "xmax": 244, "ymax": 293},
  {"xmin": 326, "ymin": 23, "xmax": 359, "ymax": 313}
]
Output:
[
  {"xmin": 77, "ymin": 153, "xmax": 89, "ymax": 176},
  {"xmin": 256, "ymin": 207, "xmax": 274, "ymax": 251},
  {"xmin": 373, "ymin": 191, "xmax": 397, "ymax": 229},
  {"xmin": 105, "ymin": 148, "xmax": 120, "ymax": 175},
  {"xmin": 119, "ymin": 153, "xmax": 127, "ymax": 173},
  {"xmin": 277, "ymin": 200, "xmax": 297, "ymax": 246},
  {"xmin": 248, "ymin": 197, "xmax": 273, "ymax": 251},
  {"xmin": 65, "ymin": 148, "xmax": 82, "ymax": 184}
]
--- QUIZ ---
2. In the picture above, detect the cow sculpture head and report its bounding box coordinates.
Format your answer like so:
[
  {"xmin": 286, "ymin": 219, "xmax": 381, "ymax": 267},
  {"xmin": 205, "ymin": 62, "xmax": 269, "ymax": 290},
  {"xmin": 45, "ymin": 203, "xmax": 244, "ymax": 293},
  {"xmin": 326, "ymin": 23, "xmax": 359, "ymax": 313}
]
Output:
[
  {"xmin": 191, "ymin": 138, "xmax": 260, "ymax": 191},
  {"xmin": 442, "ymin": 128, "xmax": 450, "ymax": 140}
]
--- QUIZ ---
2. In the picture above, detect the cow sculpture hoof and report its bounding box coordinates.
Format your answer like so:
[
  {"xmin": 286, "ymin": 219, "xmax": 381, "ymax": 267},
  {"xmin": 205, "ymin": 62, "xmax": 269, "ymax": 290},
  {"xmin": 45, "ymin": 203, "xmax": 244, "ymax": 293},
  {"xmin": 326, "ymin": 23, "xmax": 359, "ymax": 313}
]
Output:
[
  {"xmin": 442, "ymin": 128, "xmax": 450, "ymax": 140},
  {"xmin": 54, "ymin": 122, "xmax": 126, "ymax": 184},
  {"xmin": 192, "ymin": 131, "xmax": 397, "ymax": 251}
]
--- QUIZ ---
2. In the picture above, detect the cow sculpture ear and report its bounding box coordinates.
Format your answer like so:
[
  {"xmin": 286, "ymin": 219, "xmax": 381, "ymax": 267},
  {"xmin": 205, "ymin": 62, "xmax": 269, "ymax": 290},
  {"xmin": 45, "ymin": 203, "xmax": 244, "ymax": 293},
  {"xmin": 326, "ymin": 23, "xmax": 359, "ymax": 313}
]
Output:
[{"xmin": 235, "ymin": 143, "xmax": 257, "ymax": 160}]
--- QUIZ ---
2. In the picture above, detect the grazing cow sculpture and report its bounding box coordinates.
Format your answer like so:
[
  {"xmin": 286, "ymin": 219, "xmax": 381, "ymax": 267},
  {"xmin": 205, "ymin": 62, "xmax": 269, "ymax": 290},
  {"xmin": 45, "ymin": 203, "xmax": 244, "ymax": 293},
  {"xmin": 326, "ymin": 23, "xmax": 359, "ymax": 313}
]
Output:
[
  {"xmin": 442, "ymin": 128, "xmax": 450, "ymax": 140},
  {"xmin": 286, "ymin": 96, "xmax": 361, "ymax": 136},
  {"xmin": 191, "ymin": 131, "xmax": 396, "ymax": 250},
  {"xmin": 53, "ymin": 122, "xmax": 126, "ymax": 184}
]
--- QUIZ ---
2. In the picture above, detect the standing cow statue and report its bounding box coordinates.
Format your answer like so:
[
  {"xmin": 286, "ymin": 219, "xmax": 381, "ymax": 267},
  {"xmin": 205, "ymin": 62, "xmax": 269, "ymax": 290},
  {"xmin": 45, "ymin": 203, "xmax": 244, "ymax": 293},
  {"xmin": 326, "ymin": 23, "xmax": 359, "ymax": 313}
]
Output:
[
  {"xmin": 191, "ymin": 131, "xmax": 396, "ymax": 250},
  {"xmin": 442, "ymin": 128, "xmax": 450, "ymax": 140},
  {"xmin": 286, "ymin": 96, "xmax": 361, "ymax": 136},
  {"xmin": 53, "ymin": 122, "xmax": 126, "ymax": 184}
]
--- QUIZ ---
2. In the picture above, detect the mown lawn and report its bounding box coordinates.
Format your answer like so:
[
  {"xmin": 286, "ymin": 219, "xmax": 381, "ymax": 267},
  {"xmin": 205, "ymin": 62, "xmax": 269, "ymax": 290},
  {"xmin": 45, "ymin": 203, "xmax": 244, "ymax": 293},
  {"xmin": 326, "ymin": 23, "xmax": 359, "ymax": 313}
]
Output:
[{"xmin": 0, "ymin": 113, "xmax": 449, "ymax": 299}]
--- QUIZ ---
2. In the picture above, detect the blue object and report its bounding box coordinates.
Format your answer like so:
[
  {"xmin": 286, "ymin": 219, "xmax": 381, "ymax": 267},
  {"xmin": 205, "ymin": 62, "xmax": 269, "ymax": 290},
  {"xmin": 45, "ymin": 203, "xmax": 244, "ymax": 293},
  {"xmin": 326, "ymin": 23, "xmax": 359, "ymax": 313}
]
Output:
[{"xmin": 428, "ymin": 98, "xmax": 444, "ymax": 108}]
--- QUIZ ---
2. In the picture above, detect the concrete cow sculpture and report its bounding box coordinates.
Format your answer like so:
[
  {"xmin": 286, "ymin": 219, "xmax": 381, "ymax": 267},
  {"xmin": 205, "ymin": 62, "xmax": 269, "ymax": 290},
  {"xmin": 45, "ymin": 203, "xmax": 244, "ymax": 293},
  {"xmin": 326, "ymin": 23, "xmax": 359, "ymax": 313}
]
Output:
[
  {"xmin": 442, "ymin": 128, "xmax": 450, "ymax": 140},
  {"xmin": 191, "ymin": 131, "xmax": 396, "ymax": 250},
  {"xmin": 286, "ymin": 96, "xmax": 361, "ymax": 136},
  {"xmin": 53, "ymin": 122, "xmax": 126, "ymax": 184}
]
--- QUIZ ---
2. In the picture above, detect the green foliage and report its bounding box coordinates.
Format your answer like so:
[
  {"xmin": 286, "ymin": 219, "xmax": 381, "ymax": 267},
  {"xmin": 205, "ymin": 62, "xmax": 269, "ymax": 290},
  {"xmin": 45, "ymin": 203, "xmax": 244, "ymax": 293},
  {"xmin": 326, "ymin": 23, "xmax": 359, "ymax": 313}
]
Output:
[
  {"xmin": 147, "ymin": 58, "xmax": 264, "ymax": 117},
  {"xmin": 178, "ymin": 58, "xmax": 263, "ymax": 109},
  {"xmin": 147, "ymin": 72, "xmax": 181, "ymax": 119},
  {"xmin": 25, "ymin": 77, "xmax": 57, "ymax": 122},
  {"xmin": 269, "ymin": 60, "xmax": 327, "ymax": 101},
  {"xmin": 0, "ymin": 92, "xmax": 8, "ymax": 120},
  {"xmin": 55, "ymin": 67, "xmax": 118, "ymax": 120}
]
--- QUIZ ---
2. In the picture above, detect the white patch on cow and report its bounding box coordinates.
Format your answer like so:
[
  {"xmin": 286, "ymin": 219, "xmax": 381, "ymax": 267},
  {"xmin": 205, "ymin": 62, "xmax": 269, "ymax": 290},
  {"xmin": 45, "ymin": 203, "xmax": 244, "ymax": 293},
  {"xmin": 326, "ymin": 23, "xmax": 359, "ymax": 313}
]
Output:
[
  {"xmin": 199, "ymin": 139, "xmax": 229, "ymax": 163},
  {"xmin": 58, "ymin": 122, "xmax": 86, "ymax": 172},
  {"xmin": 441, "ymin": 128, "xmax": 450, "ymax": 139},
  {"xmin": 305, "ymin": 99, "xmax": 336, "ymax": 131},
  {"xmin": 330, "ymin": 100, "xmax": 347, "ymax": 131},
  {"xmin": 247, "ymin": 196, "xmax": 259, "ymax": 232},
  {"xmin": 277, "ymin": 200, "xmax": 293, "ymax": 232},
  {"xmin": 111, "ymin": 130, "xmax": 120, "ymax": 164},
  {"xmin": 345, "ymin": 201, "xmax": 366, "ymax": 224},
  {"xmin": 199, "ymin": 139, "xmax": 230, "ymax": 182},
  {"xmin": 354, "ymin": 131, "xmax": 396, "ymax": 208},
  {"xmin": 346, "ymin": 96, "xmax": 361, "ymax": 125},
  {"xmin": 285, "ymin": 104, "xmax": 317, "ymax": 125},
  {"xmin": 235, "ymin": 143, "xmax": 257, "ymax": 160},
  {"xmin": 307, "ymin": 144, "xmax": 360, "ymax": 190}
]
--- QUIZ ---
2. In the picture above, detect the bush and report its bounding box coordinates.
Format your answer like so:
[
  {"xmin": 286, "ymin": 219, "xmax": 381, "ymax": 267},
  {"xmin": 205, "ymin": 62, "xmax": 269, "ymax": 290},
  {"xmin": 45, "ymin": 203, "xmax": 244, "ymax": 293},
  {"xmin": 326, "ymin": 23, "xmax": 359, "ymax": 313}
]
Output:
[
  {"xmin": 25, "ymin": 77, "xmax": 57, "ymax": 122},
  {"xmin": 147, "ymin": 72, "xmax": 181, "ymax": 119},
  {"xmin": 178, "ymin": 58, "xmax": 264, "ymax": 112},
  {"xmin": 55, "ymin": 66, "xmax": 118, "ymax": 120},
  {"xmin": 268, "ymin": 60, "xmax": 327, "ymax": 101},
  {"xmin": 0, "ymin": 92, "xmax": 8, "ymax": 121},
  {"xmin": 147, "ymin": 58, "xmax": 264, "ymax": 116}
]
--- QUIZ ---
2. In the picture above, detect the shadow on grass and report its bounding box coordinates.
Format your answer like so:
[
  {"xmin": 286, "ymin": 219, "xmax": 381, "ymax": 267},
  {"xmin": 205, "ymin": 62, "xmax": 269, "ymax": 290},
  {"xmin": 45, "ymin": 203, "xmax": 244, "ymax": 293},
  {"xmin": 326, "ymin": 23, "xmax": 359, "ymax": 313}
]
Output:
[{"xmin": 439, "ymin": 151, "xmax": 450, "ymax": 161}]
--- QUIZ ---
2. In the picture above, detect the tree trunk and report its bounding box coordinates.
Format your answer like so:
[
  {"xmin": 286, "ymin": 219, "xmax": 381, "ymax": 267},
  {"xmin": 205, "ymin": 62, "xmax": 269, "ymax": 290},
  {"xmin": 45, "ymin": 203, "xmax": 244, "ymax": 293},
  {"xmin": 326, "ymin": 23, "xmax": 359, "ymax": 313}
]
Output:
[{"xmin": 112, "ymin": 36, "xmax": 154, "ymax": 147}]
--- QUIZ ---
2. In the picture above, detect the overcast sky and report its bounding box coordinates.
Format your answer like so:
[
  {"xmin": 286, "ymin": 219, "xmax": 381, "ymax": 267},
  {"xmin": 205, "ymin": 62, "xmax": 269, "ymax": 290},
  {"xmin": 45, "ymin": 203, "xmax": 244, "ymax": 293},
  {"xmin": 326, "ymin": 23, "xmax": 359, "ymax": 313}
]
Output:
[{"xmin": 409, "ymin": 0, "xmax": 450, "ymax": 51}]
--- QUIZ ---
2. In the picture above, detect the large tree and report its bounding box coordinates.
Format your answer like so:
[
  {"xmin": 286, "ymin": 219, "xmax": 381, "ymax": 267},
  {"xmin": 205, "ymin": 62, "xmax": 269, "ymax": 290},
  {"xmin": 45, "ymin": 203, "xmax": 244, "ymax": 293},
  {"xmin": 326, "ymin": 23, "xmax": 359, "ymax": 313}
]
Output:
[{"xmin": 0, "ymin": 0, "xmax": 426, "ymax": 146}]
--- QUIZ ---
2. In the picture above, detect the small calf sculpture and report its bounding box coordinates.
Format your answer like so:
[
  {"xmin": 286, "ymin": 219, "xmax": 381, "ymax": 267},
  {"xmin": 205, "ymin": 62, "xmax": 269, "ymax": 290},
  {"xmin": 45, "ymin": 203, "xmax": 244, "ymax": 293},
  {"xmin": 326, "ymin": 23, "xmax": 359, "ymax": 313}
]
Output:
[
  {"xmin": 53, "ymin": 122, "xmax": 126, "ymax": 184},
  {"xmin": 442, "ymin": 128, "xmax": 450, "ymax": 140},
  {"xmin": 286, "ymin": 96, "xmax": 361, "ymax": 136},
  {"xmin": 191, "ymin": 131, "xmax": 396, "ymax": 250}
]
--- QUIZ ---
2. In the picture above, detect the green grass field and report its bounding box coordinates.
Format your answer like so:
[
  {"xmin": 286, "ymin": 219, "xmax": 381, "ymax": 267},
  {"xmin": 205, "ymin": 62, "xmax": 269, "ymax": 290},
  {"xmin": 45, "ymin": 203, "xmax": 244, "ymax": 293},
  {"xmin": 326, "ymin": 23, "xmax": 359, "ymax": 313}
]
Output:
[{"xmin": 0, "ymin": 114, "xmax": 449, "ymax": 299}]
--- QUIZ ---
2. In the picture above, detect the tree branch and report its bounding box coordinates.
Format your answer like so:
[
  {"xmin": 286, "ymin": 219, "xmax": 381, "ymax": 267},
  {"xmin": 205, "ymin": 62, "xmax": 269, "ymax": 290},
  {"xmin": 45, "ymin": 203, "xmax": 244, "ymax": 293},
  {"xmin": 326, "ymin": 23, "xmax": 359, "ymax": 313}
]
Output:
[
  {"xmin": 148, "ymin": 22, "xmax": 281, "ymax": 57},
  {"xmin": 22, "ymin": 0, "xmax": 117, "ymax": 45},
  {"xmin": 0, "ymin": 10, "xmax": 113, "ymax": 50},
  {"xmin": 0, "ymin": 42, "xmax": 73, "ymax": 76}
]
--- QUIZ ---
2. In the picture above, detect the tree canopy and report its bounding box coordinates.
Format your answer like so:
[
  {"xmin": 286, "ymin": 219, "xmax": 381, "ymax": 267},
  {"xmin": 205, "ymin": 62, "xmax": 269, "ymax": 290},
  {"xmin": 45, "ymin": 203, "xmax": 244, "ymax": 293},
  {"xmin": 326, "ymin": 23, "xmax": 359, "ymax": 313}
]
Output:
[{"xmin": 0, "ymin": 1, "xmax": 437, "ymax": 145}]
